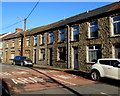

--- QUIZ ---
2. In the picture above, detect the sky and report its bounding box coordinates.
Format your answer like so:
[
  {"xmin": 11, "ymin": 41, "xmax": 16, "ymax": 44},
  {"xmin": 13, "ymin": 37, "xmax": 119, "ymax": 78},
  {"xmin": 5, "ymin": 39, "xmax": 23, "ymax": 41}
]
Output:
[{"xmin": 1, "ymin": 1, "xmax": 116, "ymax": 34}]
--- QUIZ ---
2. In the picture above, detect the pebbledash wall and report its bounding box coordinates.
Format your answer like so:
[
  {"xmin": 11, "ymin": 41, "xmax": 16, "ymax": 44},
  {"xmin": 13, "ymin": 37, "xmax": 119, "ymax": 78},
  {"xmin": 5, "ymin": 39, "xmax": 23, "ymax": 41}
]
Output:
[{"xmin": 3, "ymin": 2, "xmax": 120, "ymax": 72}]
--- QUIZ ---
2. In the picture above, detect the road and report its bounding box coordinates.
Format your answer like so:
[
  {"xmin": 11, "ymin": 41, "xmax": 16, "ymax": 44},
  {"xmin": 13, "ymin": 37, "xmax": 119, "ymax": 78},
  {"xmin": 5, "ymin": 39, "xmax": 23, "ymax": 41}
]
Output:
[{"xmin": 0, "ymin": 63, "xmax": 119, "ymax": 96}]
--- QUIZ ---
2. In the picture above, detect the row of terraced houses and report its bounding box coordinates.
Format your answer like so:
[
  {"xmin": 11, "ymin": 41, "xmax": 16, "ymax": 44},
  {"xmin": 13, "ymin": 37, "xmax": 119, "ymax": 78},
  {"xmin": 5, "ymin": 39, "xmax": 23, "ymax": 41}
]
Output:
[{"xmin": 2, "ymin": 2, "xmax": 120, "ymax": 72}]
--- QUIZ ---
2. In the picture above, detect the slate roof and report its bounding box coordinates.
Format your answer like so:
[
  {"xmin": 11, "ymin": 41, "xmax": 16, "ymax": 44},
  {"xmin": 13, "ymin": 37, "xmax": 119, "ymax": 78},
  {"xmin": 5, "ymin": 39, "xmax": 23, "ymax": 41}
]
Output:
[{"xmin": 3, "ymin": 1, "xmax": 120, "ymax": 40}]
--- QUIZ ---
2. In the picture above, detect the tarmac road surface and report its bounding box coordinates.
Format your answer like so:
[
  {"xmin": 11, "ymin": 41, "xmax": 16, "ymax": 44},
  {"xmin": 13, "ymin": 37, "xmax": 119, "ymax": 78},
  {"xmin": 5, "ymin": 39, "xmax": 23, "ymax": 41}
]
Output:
[{"xmin": 0, "ymin": 63, "xmax": 119, "ymax": 96}]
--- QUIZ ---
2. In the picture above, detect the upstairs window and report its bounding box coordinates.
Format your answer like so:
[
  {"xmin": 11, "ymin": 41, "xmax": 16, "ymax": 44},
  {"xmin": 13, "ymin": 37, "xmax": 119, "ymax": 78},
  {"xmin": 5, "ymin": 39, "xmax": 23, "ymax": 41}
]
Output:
[
  {"xmin": 34, "ymin": 36, "xmax": 38, "ymax": 46},
  {"xmin": 112, "ymin": 16, "xmax": 120, "ymax": 35},
  {"xmin": 72, "ymin": 26, "xmax": 79, "ymax": 41},
  {"xmin": 6, "ymin": 41, "xmax": 8, "ymax": 48},
  {"xmin": 26, "ymin": 38, "xmax": 30, "ymax": 47},
  {"xmin": 49, "ymin": 32, "xmax": 54, "ymax": 43},
  {"xmin": 88, "ymin": 21, "xmax": 98, "ymax": 38},
  {"xmin": 18, "ymin": 39, "xmax": 21, "ymax": 47},
  {"xmin": 39, "ymin": 34, "xmax": 44, "ymax": 45},
  {"xmin": 59, "ymin": 29, "xmax": 65, "ymax": 41},
  {"xmin": 12, "ymin": 40, "xmax": 15, "ymax": 48}
]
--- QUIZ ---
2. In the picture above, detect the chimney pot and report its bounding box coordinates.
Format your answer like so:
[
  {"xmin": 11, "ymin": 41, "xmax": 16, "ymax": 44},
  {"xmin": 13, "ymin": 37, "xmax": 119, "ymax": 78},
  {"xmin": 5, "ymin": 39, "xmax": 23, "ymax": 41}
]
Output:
[{"xmin": 16, "ymin": 28, "xmax": 23, "ymax": 33}]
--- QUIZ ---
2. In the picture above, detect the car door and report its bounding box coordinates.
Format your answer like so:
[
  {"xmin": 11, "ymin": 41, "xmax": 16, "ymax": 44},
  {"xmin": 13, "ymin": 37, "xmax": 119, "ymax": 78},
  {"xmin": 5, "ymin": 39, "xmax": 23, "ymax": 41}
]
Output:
[
  {"xmin": 110, "ymin": 60, "xmax": 119, "ymax": 80},
  {"xmin": 99, "ymin": 60, "xmax": 112, "ymax": 78}
]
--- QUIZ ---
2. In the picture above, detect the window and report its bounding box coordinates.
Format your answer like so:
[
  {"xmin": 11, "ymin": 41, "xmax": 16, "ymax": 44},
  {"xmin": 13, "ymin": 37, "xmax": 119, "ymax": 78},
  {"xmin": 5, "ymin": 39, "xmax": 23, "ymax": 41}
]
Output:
[
  {"xmin": 59, "ymin": 29, "xmax": 65, "ymax": 41},
  {"xmin": 11, "ymin": 52, "xmax": 15, "ymax": 59},
  {"xmin": 111, "ymin": 16, "xmax": 120, "ymax": 35},
  {"xmin": 87, "ymin": 45, "xmax": 102, "ymax": 62},
  {"xmin": 57, "ymin": 47, "xmax": 66, "ymax": 61},
  {"xmin": 6, "ymin": 41, "xmax": 8, "ymax": 48},
  {"xmin": 18, "ymin": 39, "xmax": 21, "ymax": 47},
  {"xmin": 25, "ymin": 50, "xmax": 30, "ymax": 58},
  {"xmin": 26, "ymin": 38, "xmax": 30, "ymax": 47},
  {"xmin": 34, "ymin": 36, "xmax": 38, "ymax": 46},
  {"xmin": 72, "ymin": 26, "xmax": 79, "ymax": 41},
  {"xmin": 39, "ymin": 49, "xmax": 45, "ymax": 60},
  {"xmin": 114, "ymin": 44, "xmax": 120, "ymax": 58},
  {"xmin": 88, "ymin": 21, "xmax": 98, "ymax": 38},
  {"xmin": 39, "ymin": 34, "xmax": 44, "ymax": 45},
  {"xmin": 12, "ymin": 40, "xmax": 15, "ymax": 48},
  {"xmin": 49, "ymin": 32, "xmax": 54, "ymax": 43}
]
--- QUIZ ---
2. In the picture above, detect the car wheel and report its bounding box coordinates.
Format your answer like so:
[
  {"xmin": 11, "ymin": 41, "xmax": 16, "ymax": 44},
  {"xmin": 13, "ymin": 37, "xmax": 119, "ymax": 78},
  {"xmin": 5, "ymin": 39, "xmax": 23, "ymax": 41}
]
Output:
[
  {"xmin": 20, "ymin": 62, "xmax": 24, "ymax": 66},
  {"xmin": 91, "ymin": 71, "xmax": 100, "ymax": 81},
  {"xmin": 12, "ymin": 61, "xmax": 15, "ymax": 65}
]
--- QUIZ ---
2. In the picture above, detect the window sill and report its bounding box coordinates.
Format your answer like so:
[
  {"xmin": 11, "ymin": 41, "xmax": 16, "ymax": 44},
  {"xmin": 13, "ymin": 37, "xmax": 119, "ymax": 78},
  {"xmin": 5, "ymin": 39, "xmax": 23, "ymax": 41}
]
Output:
[
  {"xmin": 56, "ymin": 60, "xmax": 65, "ymax": 62},
  {"xmin": 57, "ymin": 40, "xmax": 64, "ymax": 43},
  {"xmin": 39, "ymin": 43, "xmax": 44, "ymax": 46},
  {"xmin": 39, "ymin": 59, "xmax": 45, "ymax": 61},
  {"xmin": 33, "ymin": 45, "xmax": 37, "ymax": 47},
  {"xmin": 70, "ymin": 40, "xmax": 79, "ymax": 43},
  {"xmin": 47, "ymin": 42, "xmax": 53, "ymax": 45},
  {"xmin": 11, "ymin": 47, "xmax": 15, "ymax": 49},
  {"xmin": 86, "ymin": 37, "xmax": 99, "ymax": 40},
  {"xmin": 109, "ymin": 35, "xmax": 120, "ymax": 38}
]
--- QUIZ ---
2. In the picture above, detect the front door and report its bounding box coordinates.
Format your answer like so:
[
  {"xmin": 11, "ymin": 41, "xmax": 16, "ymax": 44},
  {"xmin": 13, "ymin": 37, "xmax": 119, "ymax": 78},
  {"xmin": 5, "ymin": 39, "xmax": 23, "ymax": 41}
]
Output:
[
  {"xmin": 74, "ymin": 47, "xmax": 79, "ymax": 70},
  {"xmin": 49, "ymin": 48, "xmax": 53, "ymax": 66},
  {"xmin": 5, "ymin": 51, "xmax": 8, "ymax": 62},
  {"xmin": 33, "ymin": 49, "xmax": 37, "ymax": 64}
]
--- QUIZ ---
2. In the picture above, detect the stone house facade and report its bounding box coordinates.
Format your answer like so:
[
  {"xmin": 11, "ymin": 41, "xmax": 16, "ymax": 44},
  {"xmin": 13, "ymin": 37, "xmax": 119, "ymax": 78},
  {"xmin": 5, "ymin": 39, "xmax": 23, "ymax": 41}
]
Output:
[{"xmin": 3, "ymin": 2, "xmax": 120, "ymax": 72}]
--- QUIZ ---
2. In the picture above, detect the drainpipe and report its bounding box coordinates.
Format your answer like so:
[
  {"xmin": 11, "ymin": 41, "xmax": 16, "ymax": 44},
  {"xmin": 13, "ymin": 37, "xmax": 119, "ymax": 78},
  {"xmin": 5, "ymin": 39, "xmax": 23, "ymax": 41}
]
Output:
[{"xmin": 66, "ymin": 25, "xmax": 70, "ymax": 69}]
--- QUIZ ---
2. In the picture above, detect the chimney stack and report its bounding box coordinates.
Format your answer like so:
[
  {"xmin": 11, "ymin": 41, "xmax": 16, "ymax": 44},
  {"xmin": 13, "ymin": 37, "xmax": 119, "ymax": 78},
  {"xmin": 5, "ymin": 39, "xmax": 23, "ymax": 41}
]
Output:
[{"xmin": 16, "ymin": 28, "xmax": 23, "ymax": 33}]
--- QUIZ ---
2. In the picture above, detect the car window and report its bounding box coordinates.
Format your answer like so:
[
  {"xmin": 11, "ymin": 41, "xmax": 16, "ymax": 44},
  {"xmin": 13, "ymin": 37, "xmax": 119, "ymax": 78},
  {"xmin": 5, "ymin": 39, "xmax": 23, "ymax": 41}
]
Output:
[
  {"xmin": 99, "ymin": 60, "xmax": 111, "ymax": 65},
  {"xmin": 111, "ymin": 60, "xmax": 120, "ymax": 67},
  {"xmin": 14, "ymin": 56, "xmax": 20, "ymax": 60},
  {"xmin": 21, "ymin": 57, "xmax": 27, "ymax": 60}
]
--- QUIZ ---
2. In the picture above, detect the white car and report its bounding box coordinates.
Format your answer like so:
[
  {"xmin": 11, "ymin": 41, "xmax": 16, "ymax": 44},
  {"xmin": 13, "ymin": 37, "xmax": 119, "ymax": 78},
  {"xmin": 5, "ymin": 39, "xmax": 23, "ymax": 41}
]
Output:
[{"xmin": 90, "ymin": 58, "xmax": 120, "ymax": 81}]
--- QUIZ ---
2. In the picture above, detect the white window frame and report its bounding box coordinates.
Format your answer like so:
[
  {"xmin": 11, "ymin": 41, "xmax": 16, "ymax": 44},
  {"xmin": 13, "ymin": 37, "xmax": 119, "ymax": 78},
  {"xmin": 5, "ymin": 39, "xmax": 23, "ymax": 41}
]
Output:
[
  {"xmin": 49, "ymin": 32, "xmax": 54, "ymax": 43},
  {"xmin": 18, "ymin": 39, "xmax": 21, "ymax": 47},
  {"xmin": 59, "ymin": 29, "xmax": 65, "ymax": 41},
  {"xmin": 57, "ymin": 47, "xmax": 66, "ymax": 61},
  {"xmin": 34, "ymin": 36, "xmax": 38, "ymax": 46},
  {"xmin": 111, "ymin": 15, "xmax": 120, "ymax": 36},
  {"xmin": 71, "ymin": 26, "xmax": 79, "ymax": 41},
  {"xmin": 26, "ymin": 38, "xmax": 30, "ymax": 47},
  {"xmin": 88, "ymin": 21, "xmax": 98, "ymax": 38},
  {"xmin": 11, "ymin": 53, "xmax": 15, "ymax": 59},
  {"xmin": 6, "ymin": 41, "xmax": 8, "ymax": 48},
  {"xmin": 39, "ymin": 34, "xmax": 44, "ymax": 45},
  {"xmin": 12, "ymin": 40, "xmax": 15, "ymax": 47},
  {"xmin": 39, "ymin": 49, "xmax": 45, "ymax": 60},
  {"xmin": 87, "ymin": 45, "xmax": 101, "ymax": 63}
]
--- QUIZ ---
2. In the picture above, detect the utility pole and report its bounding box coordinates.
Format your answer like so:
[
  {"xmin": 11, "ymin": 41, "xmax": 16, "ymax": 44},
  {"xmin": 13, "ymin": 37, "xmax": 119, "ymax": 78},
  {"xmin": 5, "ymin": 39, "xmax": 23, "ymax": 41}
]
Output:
[{"xmin": 23, "ymin": 18, "xmax": 27, "ymax": 56}]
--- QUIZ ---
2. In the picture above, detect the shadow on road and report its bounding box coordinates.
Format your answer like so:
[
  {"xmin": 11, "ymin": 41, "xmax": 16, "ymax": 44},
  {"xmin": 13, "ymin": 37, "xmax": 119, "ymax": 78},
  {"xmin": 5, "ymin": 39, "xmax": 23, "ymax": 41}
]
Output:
[
  {"xmin": 64, "ymin": 70, "xmax": 119, "ymax": 87},
  {"xmin": 29, "ymin": 67, "xmax": 83, "ymax": 96}
]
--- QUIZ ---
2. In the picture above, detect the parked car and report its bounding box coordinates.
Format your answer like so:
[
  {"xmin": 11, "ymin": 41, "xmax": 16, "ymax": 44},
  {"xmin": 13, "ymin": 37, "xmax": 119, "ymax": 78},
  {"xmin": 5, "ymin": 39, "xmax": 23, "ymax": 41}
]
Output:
[
  {"xmin": 90, "ymin": 58, "xmax": 120, "ymax": 81},
  {"xmin": 12, "ymin": 56, "xmax": 33, "ymax": 67}
]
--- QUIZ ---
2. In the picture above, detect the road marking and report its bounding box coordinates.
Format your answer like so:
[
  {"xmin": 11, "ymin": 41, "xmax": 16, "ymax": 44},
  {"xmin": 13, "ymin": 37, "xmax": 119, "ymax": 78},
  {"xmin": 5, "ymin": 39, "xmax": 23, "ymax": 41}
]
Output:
[
  {"xmin": 53, "ymin": 77, "xmax": 76, "ymax": 85},
  {"xmin": 11, "ymin": 76, "xmax": 45, "ymax": 84},
  {"xmin": 54, "ymin": 75, "xmax": 72, "ymax": 79},
  {"xmin": 100, "ymin": 92, "xmax": 112, "ymax": 96}
]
